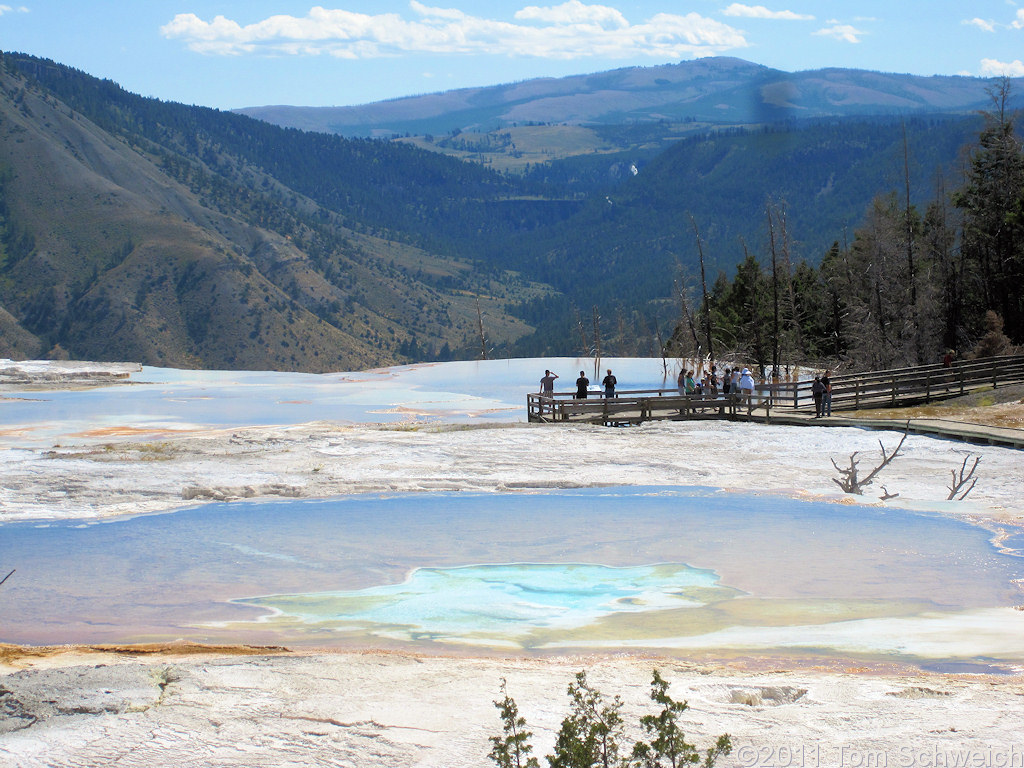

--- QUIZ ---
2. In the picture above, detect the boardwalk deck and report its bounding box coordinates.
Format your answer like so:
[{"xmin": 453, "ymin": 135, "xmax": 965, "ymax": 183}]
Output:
[{"xmin": 527, "ymin": 354, "xmax": 1024, "ymax": 447}]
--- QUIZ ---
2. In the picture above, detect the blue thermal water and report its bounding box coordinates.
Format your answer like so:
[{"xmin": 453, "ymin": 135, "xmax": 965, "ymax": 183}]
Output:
[
  {"xmin": 0, "ymin": 487, "xmax": 1021, "ymax": 659},
  {"xmin": 235, "ymin": 562, "xmax": 728, "ymax": 637},
  {"xmin": 0, "ymin": 358, "xmax": 683, "ymax": 443}
]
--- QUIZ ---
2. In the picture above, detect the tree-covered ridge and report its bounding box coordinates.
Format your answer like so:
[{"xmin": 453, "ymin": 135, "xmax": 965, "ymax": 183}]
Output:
[
  {"xmin": 0, "ymin": 53, "xmax": 546, "ymax": 369},
  {"xmin": 500, "ymin": 116, "xmax": 985, "ymax": 357},
  {"xmin": 0, "ymin": 53, "xmax": 572, "ymax": 251},
  {"xmin": 666, "ymin": 82, "xmax": 1024, "ymax": 372}
]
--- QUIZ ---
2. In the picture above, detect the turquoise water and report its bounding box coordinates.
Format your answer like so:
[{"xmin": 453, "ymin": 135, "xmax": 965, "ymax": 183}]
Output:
[
  {"xmin": 236, "ymin": 562, "xmax": 734, "ymax": 643},
  {"xmin": 0, "ymin": 487, "xmax": 1021, "ymax": 661}
]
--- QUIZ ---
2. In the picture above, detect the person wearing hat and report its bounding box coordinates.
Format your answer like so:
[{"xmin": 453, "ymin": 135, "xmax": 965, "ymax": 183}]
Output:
[{"xmin": 738, "ymin": 367, "xmax": 756, "ymax": 413}]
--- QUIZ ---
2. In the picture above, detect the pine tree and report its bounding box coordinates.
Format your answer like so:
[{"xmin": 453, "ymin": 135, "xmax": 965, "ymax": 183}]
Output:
[
  {"xmin": 548, "ymin": 671, "xmax": 626, "ymax": 768},
  {"xmin": 629, "ymin": 670, "xmax": 731, "ymax": 768},
  {"xmin": 954, "ymin": 77, "xmax": 1024, "ymax": 343},
  {"xmin": 489, "ymin": 679, "xmax": 540, "ymax": 768}
]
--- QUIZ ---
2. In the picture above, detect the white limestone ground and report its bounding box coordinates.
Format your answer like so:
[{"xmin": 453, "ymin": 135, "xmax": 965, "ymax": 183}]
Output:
[
  {"xmin": 1, "ymin": 358, "xmax": 1023, "ymax": 767},
  {"xmin": 1, "ymin": 649, "xmax": 1023, "ymax": 768},
  {"xmin": 1, "ymin": 417, "xmax": 1022, "ymax": 535}
]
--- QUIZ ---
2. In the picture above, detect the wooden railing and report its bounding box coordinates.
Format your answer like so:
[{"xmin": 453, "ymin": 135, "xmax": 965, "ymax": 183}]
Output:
[
  {"xmin": 772, "ymin": 353, "xmax": 1024, "ymax": 412},
  {"xmin": 527, "ymin": 387, "xmax": 774, "ymax": 425},
  {"xmin": 526, "ymin": 354, "xmax": 1024, "ymax": 424}
]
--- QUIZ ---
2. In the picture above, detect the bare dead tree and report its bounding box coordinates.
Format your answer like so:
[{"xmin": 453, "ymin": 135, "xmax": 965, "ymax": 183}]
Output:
[
  {"xmin": 654, "ymin": 322, "xmax": 668, "ymax": 379},
  {"xmin": 0, "ymin": 569, "xmax": 14, "ymax": 588},
  {"xmin": 831, "ymin": 428, "xmax": 909, "ymax": 495},
  {"xmin": 690, "ymin": 215, "xmax": 715, "ymax": 361},
  {"xmin": 573, "ymin": 306, "xmax": 590, "ymax": 356},
  {"xmin": 766, "ymin": 205, "xmax": 781, "ymax": 378},
  {"xmin": 475, "ymin": 299, "xmax": 490, "ymax": 360},
  {"xmin": 592, "ymin": 306, "xmax": 602, "ymax": 380},
  {"xmin": 675, "ymin": 277, "xmax": 702, "ymax": 355},
  {"xmin": 947, "ymin": 455, "xmax": 981, "ymax": 500},
  {"xmin": 615, "ymin": 307, "xmax": 629, "ymax": 356},
  {"xmin": 902, "ymin": 121, "xmax": 922, "ymax": 364}
]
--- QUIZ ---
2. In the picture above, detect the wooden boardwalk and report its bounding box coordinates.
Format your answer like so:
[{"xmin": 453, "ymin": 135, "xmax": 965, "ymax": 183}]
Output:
[{"xmin": 527, "ymin": 354, "xmax": 1024, "ymax": 448}]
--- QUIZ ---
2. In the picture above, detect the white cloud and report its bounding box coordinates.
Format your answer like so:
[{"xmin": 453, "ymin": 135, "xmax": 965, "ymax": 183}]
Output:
[
  {"xmin": 721, "ymin": 4, "xmax": 813, "ymax": 21},
  {"xmin": 1013, "ymin": 9, "xmax": 1024, "ymax": 29},
  {"xmin": 0, "ymin": 5, "xmax": 30, "ymax": 14},
  {"xmin": 980, "ymin": 58, "xmax": 1024, "ymax": 76},
  {"xmin": 160, "ymin": 2, "xmax": 747, "ymax": 60},
  {"xmin": 813, "ymin": 24, "xmax": 863, "ymax": 43},
  {"xmin": 963, "ymin": 18, "xmax": 996, "ymax": 32},
  {"xmin": 515, "ymin": 0, "xmax": 628, "ymax": 29}
]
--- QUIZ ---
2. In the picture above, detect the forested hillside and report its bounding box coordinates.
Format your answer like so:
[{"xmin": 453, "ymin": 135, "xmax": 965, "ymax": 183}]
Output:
[
  {"xmin": 660, "ymin": 84, "xmax": 1024, "ymax": 374},
  {"xmin": 0, "ymin": 52, "xmax": 1020, "ymax": 371},
  {"xmin": 0, "ymin": 53, "xmax": 555, "ymax": 369}
]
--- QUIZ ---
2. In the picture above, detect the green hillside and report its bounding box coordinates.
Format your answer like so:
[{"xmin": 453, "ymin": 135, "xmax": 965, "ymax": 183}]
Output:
[{"xmin": 0, "ymin": 53, "xmax": 550, "ymax": 369}]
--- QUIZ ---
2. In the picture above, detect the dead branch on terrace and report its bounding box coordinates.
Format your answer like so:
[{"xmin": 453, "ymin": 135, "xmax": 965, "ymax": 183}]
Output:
[
  {"xmin": 831, "ymin": 428, "xmax": 909, "ymax": 495},
  {"xmin": 879, "ymin": 485, "xmax": 900, "ymax": 501},
  {"xmin": 947, "ymin": 455, "xmax": 981, "ymax": 500},
  {"xmin": 0, "ymin": 569, "xmax": 14, "ymax": 589}
]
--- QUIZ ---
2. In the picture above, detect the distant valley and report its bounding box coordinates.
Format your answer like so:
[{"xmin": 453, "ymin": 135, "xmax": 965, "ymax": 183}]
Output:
[{"xmin": 0, "ymin": 53, "xmax": 1013, "ymax": 370}]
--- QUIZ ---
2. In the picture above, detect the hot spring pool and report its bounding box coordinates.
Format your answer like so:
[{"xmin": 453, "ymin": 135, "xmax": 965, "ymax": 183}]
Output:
[{"xmin": 1, "ymin": 487, "xmax": 1021, "ymax": 665}]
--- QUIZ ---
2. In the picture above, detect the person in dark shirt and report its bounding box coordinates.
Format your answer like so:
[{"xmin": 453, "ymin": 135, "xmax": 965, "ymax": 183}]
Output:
[
  {"xmin": 812, "ymin": 375, "xmax": 825, "ymax": 418},
  {"xmin": 575, "ymin": 371, "xmax": 590, "ymax": 399},
  {"xmin": 601, "ymin": 369, "xmax": 617, "ymax": 398}
]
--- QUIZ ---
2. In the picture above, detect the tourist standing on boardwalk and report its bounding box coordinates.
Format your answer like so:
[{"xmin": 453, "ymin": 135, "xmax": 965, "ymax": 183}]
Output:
[
  {"xmin": 602, "ymin": 369, "xmax": 617, "ymax": 398},
  {"xmin": 539, "ymin": 369, "xmax": 558, "ymax": 395},
  {"xmin": 539, "ymin": 369, "xmax": 558, "ymax": 415},
  {"xmin": 738, "ymin": 368, "xmax": 755, "ymax": 413},
  {"xmin": 677, "ymin": 369, "xmax": 686, "ymax": 395},
  {"xmin": 722, "ymin": 368, "xmax": 732, "ymax": 396},
  {"xmin": 685, "ymin": 370, "xmax": 696, "ymax": 395},
  {"xmin": 812, "ymin": 375, "xmax": 825, "ymax": 417},
  {"xmin": 821, "ymin": 369, "xmax": 833, "ymax": 417},
  {"xmin": 575, "ymin": 371, "xmax": 590, "ymax": 399}
]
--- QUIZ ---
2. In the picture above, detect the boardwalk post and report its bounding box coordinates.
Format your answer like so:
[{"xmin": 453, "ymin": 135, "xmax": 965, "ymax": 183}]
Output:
[
  {"xmin": 926, "ymin": 371, "xmax": 931, "ymax": 402},
  {"xmin": 891, "ymin": 376, "xmax": 897, "ymax": 406}
]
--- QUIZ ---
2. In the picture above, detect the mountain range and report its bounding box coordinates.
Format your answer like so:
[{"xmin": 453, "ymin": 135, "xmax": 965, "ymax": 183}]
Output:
[
  {"xmin": 0, "ymin": 53, "xmax": 1012, "ymax": 369},
  {"xmin": 238, "ymin": 57, "xmax": 1021, "ymax": 139}
]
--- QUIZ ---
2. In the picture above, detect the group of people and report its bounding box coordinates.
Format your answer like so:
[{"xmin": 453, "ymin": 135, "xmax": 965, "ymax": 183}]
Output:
[
  {"xmin": 540, "ymin": 365, "xmax": 760, "ymax": 404},
  {"xmin": 539, "ymin": 369, "xmax": 618, "ymax": 399},
  {"xmin": 675, "ymin": 365, "xmax": 755, "ymax": 400},
  {"xmin": 540, "ymin": 364, "xmax": 838, "ymax": 418}
]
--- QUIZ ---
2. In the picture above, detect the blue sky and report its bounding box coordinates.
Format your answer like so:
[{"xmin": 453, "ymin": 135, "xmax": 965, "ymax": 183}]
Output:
[{"xmin": 2, "ymin": 1, "xmax": 1024, "ymax": 110}]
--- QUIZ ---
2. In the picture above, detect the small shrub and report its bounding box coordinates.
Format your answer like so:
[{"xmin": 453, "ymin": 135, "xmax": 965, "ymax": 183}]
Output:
[{"xmin": 489, "ymin": 670, "xmax": 731, "ymax": 768}]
